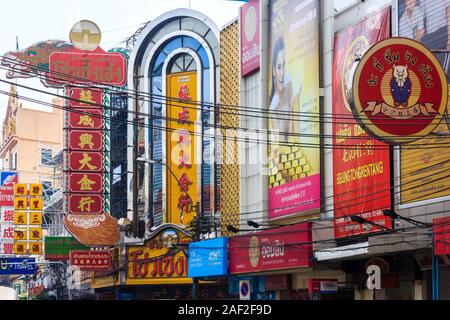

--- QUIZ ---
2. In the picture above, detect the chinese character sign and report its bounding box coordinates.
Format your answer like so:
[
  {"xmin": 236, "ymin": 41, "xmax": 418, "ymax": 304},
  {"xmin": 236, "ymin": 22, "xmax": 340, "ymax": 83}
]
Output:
[{"xmin": 166, "ymin": 72, "xmax": 198, "ymax": 226}]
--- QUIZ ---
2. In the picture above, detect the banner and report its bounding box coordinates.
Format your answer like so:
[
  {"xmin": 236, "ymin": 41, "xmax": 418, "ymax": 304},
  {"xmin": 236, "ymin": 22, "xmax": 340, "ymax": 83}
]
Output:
[
  {"xmin": 268, "ymin": 0, "xmax": 320, "ymax": 220},
  {"xmin": 229, "ymin": 222, "xmax": 312, "ymax": 274},
  {"xmin": 332, "ymin": 8, "xmax": 392, "ymax": 238},
  {"xmin": 240, "ymin": 0, "xmax": 260, "ymax": 76}
]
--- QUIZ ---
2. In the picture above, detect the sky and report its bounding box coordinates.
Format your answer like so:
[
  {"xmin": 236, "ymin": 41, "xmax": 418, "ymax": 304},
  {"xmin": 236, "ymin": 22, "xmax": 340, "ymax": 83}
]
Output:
[
  {"xmin": 0, "ymin": 0, "xmax": 245, "ymax": 123},
  {"xmin": 0, "ymin": 0, "xmax": 351, "ymax": 127}
]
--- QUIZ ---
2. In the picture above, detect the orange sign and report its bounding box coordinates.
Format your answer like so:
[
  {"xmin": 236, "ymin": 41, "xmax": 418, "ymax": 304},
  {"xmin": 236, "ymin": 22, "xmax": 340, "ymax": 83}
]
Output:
[
  {"xmin": 14, "ymin": 211, "xmax": 28, "ymax": 225},
  {"xmin": 29, "ymin": 184, "xmax": 43, "ymax": 196},
  {"xmin": 29, "ymin": 212, "xmax": 43, "ymax": 225},
  {"xmin": 29, "ymin": 197, "xmax": 43, "ymax": 211},
  {"xmin": 166, "ymin": 72, "xmax": 198, "ymax": 225},
  {"xmin": 14, "ymin": 242, "xmax": 28, "ymax": 255},
  {"xmin": 14, "ymin": 197, "xmax": 27, "ymax": 210}
]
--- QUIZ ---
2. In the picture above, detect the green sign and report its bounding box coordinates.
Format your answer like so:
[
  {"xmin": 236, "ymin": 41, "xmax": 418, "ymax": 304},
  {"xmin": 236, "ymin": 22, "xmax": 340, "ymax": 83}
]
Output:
[{"xmin": 44, "ymin": 236, "xmax": 88, "ymax": 260}]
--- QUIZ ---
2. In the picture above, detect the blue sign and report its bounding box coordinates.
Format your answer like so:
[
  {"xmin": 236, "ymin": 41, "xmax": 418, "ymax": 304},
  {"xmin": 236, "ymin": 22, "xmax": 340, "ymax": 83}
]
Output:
[
  {"xmin": 0, "ymin": 258, "xmax": 36, "ymax": 275},
  {"xmin": 188, "ymin": 237, "xmax": 228, "ymax": 278},
  {"xmin": 0, "ymin": 172, "xmax": 17, "ymax": 186}
]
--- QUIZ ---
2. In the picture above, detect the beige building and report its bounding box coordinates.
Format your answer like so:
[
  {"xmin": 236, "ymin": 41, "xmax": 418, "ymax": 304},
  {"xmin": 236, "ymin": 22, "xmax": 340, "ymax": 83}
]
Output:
[{"xmin": 0, "ymin": 84, "xmax": 64, "ymax": 190}]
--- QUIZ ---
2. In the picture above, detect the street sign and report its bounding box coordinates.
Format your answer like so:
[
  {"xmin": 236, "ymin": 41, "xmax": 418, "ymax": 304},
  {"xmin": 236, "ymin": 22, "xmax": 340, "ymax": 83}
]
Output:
[
  {"xmin": 0, "ymin": 257, "xmax": 36, "ymax": 275},
  {"xmin": 239, "ymin": 280, "xmax": 251, "ymax": 300}
]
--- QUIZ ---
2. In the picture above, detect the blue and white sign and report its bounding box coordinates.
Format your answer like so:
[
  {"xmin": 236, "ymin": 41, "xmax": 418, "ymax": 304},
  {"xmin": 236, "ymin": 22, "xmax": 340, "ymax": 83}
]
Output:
[
  {"xmin": 0, "ymin": 258, "xmax": 36, "ymax": 275},
  {"xmin": 0, "ymin": 172, "xmax": 17, "ymax": 187},
  {"xmin": 188, "ymin": 237, "xmax": 228, "ymax": 278}
]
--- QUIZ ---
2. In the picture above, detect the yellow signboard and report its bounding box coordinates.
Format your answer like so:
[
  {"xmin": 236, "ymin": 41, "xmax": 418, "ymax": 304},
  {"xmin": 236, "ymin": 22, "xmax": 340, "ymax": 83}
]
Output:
[
  {"xmin": 14, "ymin": 197, "xmax": 28, "ymax": 210},
  {"xmin": 29, "ymin": 242, "xmax": 42, "ymax": 255},
  {"xmin": 29, "ymin": 212, "xmax": 43, "ymax": 225},
  {"xmin": 400, "ymin": 87, "xmax": 450, "ymax": 204},
  {"xmin": 29, "ymin": 197, "xmax": 43, "ymax": 211},
  {"xmin": 29, "ymin": 183, "xmax": 43, "ymax": 196},
  {"xmin": 166, "ymin": 72, "xmax": 198, "ymax": 226},
  {"xmin": 14, "ymin": 211, "xmax": 28, "ymax": 225},
  {"xmin": 14, "ymin": 242, "xmax": 28, "ymax": 255},
  {"xmin": 14, "ymin": 184, "xmax": 27, "ymax": 196},
  {"xmin": 29, "ymin": 227, "xmax": 42, "ymax": 241},
  {"xmin": 126, "ymin": 225, "xmax": 192, "ymax": 285},
  {"xmin": 13, "ymin": 228, "xmax": 27, "ymax": 241}
]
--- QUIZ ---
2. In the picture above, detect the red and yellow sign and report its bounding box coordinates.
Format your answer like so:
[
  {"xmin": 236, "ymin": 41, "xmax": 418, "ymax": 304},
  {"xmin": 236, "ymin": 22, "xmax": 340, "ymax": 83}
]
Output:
[
  {"xmin": 68, "ymin": 109, "xmax": 104, "ymax": 129},
  {"xmin": 68, "ymin": 173, "xmax": 104, "ymax": 193},
  {"xmin": 166, "ymin": 72, "xmax": 198, "ymax": 225},
  {"xmin": 14, "ymin": 241, "xmax": 27, "ymax": 255},
  {"xmin": 29, "ymin": 212, "xmax": 43, "ymax": 225},
  {"xmin": 14, "ymin": 197, "xmax": 28, "ymax": 210},
  {"xmin": 126, "ymin": 225, "xmax": 192, "ymax": 285},
  {"xmin": 68, "ymin": 194, "xmax": 104, "ymax": 215},
  {"xmin": 29, "ymin": 242, "xmax": 42, "ymax": 255},
  {"xmin": 352, "ymin": 37, "xmax": 448, "ymax": 144},
  {"xmin": 14, "ymin": 184, "xmax": 27, "ymax": 196},
  {"xmin": 68, "ymin": 151, "xmax": 104, "ymax": 172},
  {"xmin": 14, "ymin": 211, "xmax": 28, "ymax": 225},
  {"xmin": 68, "ymin": 130, "xmax": 104, "ymax": 151},
  {"xmin": 29, "ymin": 184, "xmax": 43, "ymax": 196}
]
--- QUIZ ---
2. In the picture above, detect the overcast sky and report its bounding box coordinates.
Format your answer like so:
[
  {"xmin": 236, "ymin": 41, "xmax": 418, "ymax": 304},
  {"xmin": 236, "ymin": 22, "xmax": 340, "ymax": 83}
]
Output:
[{"xmin": 0, "ymin": 0, "xmax": 351, "ymax": 127}]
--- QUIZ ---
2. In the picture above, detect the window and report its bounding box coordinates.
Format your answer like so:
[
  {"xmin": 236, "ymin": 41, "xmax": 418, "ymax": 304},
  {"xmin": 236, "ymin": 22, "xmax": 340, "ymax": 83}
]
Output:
[
  {"xmin": 11, "ymin": 152, "xmax": 17, "ymax": 170},
  {"xmin": 40, "ymin": 149, "xmax": 52, "ymax": 165}
]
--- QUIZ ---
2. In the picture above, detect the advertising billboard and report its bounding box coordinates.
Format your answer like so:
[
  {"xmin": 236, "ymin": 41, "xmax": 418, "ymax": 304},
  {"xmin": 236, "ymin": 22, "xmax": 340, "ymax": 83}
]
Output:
[
  {"xmin": 0, "ymin": 258, "xmax": 36, "ymax": 275},
  {"xmin": 398, "ymin": 0, "xmax": 450, "ymax": 205},
  {"xmin": 45, "ymin": 236, "xmax": 88, "ymax": 261},
  {"xmin": 188, "ymin": 237, "xmax": 228, "ymax": 278},
  {"xmin": 229, "ymin": 222, "xmax": 312, "ymax": 274},
  {"xmin": 240, "ymin": 0, "xmax": 260, "ymax": 76},
  {"xmin": 268, "ymin": 0, "xmax": 320, "ymax": 220},
  {"xmin": 332, "ymin": 8, "xmax": 392, "ymax": 238}
]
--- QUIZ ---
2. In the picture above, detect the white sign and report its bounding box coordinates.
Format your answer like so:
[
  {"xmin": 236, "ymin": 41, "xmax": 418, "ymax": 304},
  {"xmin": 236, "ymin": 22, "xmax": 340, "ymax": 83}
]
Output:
[
  {"xmin": 320, "ymin": 281, "xmax": 338, "ymax": 293},
  {"xmin": 366, "ymin": 265, "xmax": 381, "ymax": 290},
  {"xmin": 239, "ymin": 280, "xmax": 251, "ymax": 300}
]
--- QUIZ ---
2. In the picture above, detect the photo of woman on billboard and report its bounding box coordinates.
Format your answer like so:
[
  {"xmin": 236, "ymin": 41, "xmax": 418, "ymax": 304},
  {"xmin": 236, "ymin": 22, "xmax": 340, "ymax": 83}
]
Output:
[{"xmin": 269, "ymin": 36, "xmax": 301, "ymax": 143}]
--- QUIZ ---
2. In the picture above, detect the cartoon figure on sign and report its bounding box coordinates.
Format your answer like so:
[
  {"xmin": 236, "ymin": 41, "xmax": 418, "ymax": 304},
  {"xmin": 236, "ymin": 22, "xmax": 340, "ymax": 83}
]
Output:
[{"xmin": 391, "ymin": 64, "xmax": 411, "ymax": 107}]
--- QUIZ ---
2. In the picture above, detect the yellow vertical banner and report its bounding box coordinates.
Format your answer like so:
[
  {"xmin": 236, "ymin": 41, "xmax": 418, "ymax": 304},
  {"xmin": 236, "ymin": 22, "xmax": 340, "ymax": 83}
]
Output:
[{"xmin": 166, "ymin": 72, "xmax": 198, "ymax": 226}]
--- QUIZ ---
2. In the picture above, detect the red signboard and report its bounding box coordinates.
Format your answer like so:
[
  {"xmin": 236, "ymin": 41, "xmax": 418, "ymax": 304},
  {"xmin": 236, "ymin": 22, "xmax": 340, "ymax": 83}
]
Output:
[
  {"xmin": 68, "ymin": 194, "xmax": 104, "ymax": 215},
  {"xmin": 229, "ymin": 222, "xmax": 312, "ymax": 274},
  {"xmin": 332, "ymin": 8, "xmax": 392, "ymax": 239},
  {"xmin": 0, "ymin": 173, "xmax": 18, "ymax": 206},
  {"xmin": 68, "ymin": 173, "xmax": 104, "ymax": 193},
  {"xmin": 68, "ymin": 108, "xmax": 104, "ymax": 129},
  {"xmin": 70, "ymin": 250, "xmax": 112, "ymax": 271},
  {"xmin": 67, "ymin": 87, "xmax": 104, "ymax": 108},
  {"xmin": 68, "ymin": 151, "xmax": 104, "ymax": 172},
  {"xmin": 352, "ymin": 37, "xmax": 448, "ymax": 144},
  {"xmin": 68, "ymin": 130, "xmax": 104, "ymax": 151},
  {"xmin": 49, "ymin": 51, "xmax": 126, "ymax": 87},
  {"xmin": 433, "ymin": 217, "xmax": 450, "ymax": 255},
  {"xmin": 240, "ymin": 0, "xmax": 260, "ymax": 76}
]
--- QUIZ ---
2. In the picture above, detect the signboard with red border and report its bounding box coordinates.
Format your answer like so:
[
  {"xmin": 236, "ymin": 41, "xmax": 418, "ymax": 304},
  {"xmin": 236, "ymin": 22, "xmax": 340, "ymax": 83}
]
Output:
[
  {"xmin": 67, "ymin": 87, "xmax": 104, "ymax": 108},
  {"xmin": 240, "ymin": 0, "xmax": 260, "ymax": 76},
  {"xmin": 68, "ymin": 130, "xmax": 104, "ymax": 151},
  {"xmin": 68, "ymin": 109, "xmax": 104, "ymax": 129},
  {"xmin": 70, "ymin": 250, "xmax": 112, "ymax": 271},
  {"xmin": 68, "ymin": 194, "xmax": 104, "ymax": 215},
  {"xmin": 352, "ymin": 37, "xmax": 448, "ymax": 144},
  {"xmin": 68, "ymin": 173, "xmax": 104, "ymax": 193},
  {"xmin": 68, "ymin": 151, "xmax": 104, "ymax": 172}
]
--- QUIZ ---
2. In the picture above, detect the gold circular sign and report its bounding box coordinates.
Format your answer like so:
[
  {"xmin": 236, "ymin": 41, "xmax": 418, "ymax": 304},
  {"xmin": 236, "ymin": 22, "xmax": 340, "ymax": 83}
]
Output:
[
  {"xmin": 248, "ymin": 236, "xmax": 260, "ymax": 268},
  {"xmin": 69, "ymin": 20, "xmax": 102, "ymax": 51}
]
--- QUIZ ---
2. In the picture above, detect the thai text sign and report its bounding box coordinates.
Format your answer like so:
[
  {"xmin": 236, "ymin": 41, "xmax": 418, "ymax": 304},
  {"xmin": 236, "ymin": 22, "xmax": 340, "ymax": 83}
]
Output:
[
  {"xmin": 352, "ymin": 37, "xmax": 448, "ymax": 144},
  {"xmin": 49, "ymin": 51, "xmax": 126, "ymax": 86},
  {"xmin": 70, "ymin": 250, "xmax": 112, "ymax": 271},
  {"xmin": 229, "ymin": 222, "xmax": 312, "ymax": 274},
  {"xmin": 126, "ymin": 224, "xmax": 192, "ymax": 285},
  {"xmin": 240, "ymin": 0, "xmax": 260, "ymax": 76}
]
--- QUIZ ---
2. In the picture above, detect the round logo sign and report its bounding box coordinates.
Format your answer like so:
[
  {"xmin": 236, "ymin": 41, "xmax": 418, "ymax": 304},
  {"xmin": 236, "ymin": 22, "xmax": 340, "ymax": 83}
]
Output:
[
  {"xmin": 244, "ymin": 5, "xmax": 257, "ymax": 42},
  {"xmin": 69, "ymin": 20, "xmax": 102, "ymax": 51},
  {"xmin": 352, "ymin": 37, "xmax": 448, "ymax": 144}
]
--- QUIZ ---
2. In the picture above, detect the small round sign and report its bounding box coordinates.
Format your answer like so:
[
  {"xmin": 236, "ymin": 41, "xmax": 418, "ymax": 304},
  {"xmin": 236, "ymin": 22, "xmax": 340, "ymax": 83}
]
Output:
[
  {"xmin": 69, "ymin": 20, "xmax": 102, "ymax": 51},
  {"xmin": 352, "ymin": 37, "xmax": 448, "ymax": 144}
]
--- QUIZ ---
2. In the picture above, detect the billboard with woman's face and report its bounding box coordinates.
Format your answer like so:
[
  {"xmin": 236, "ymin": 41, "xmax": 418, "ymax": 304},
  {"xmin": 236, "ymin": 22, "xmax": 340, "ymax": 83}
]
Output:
[{"xmin": 268, "ymin": 0, "xmax": 320, "ymax": 220}]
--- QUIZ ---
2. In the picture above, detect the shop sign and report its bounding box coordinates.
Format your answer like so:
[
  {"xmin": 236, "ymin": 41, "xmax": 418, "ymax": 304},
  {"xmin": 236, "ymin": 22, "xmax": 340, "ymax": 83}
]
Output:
[
  {"xmin": 45, "ymin": 236, "xmax": 88, "ymax": 261},
  {"xmin": 68, "ymin": 173, "xmax": 104, "ymax": 193},
  {"xmin": 0, "ymin": 258, "xmax": 36, "ymax": 275},
  {"xmin": 352, "ymin": 37, "xmax": 448, "ymax": 144},
  {"xmin": 240, "ymin": 0, "xmax": 260, "ymax": 76},
  {"xmin": 68, "ymin": 108, "xmax": 104, "ymax": 129},
  {"xmin": 126, "ymin": 224, "xmax": 192, "ymax": 285},
  {"xmin": 0, "ymin": 172, "xmax": 18, "ymax": 207},
  {"xmin": 188, "ymin": 237, "xmax": 228, "ymax": 278},
  {"xmin": 229, "ymin": 222, "xmax": 312, "ymax": 274},
  {"xmin": 70, "ymin": 250, "xmax": 112, "ymax": 271},
  {"xmin": 68, "ymin": 130, "xmax": 104, "ymax": 151},
  {"xmin": 49, "ymin": 50, "xmax": 126, "ymax": 86}
]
